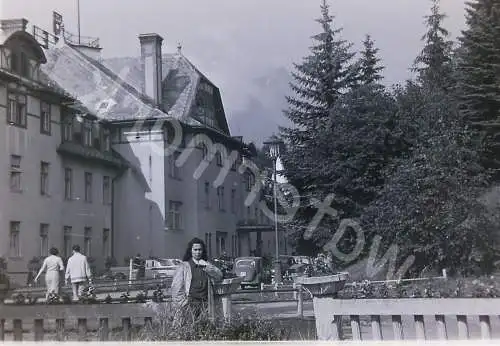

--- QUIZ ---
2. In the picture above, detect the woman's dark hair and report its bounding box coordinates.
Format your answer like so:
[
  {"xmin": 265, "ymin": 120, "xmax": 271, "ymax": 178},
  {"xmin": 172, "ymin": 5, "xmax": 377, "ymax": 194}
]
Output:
[
  {"xmin": 182, "ymin": 237, "xmax": 207, "ymax": 261},
  {"xmin": 49, "ymin": 247, "xmax": 59, "ymax": 256}
]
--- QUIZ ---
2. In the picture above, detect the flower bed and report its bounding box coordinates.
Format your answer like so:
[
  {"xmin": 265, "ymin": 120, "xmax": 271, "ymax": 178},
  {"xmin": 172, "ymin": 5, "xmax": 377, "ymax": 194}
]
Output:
[{"xmin": 336, "ymin": 275, "xmax": 500, "ymax": 299}]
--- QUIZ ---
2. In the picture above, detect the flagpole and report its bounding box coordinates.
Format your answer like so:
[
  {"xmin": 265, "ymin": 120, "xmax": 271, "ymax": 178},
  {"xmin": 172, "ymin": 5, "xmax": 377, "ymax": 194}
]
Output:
[{"xmin": 77, "ymin": 0, "xmax": 81, "ymax": 44}]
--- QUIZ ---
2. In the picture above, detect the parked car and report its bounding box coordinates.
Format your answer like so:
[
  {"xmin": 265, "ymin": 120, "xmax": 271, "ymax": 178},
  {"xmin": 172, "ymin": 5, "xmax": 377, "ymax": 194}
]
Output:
[
  {"xmin": 147, "ymin": 258, "xmax": 182, "ymax": 278},
  {"xmin": 234, "ymin": 257, "xmax": 263, "ymax": 289},
  {"xmin": 109, "ymin": 257, "xmax": 182, "ymax": 280}
]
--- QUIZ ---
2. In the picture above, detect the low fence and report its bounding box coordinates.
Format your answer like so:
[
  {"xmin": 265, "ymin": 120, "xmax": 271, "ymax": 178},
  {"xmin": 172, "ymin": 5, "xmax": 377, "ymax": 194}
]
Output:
[
  {"xmin": 0, "ymin": 304, "xmax": 160, "ymax": 341},
  {"xmin": 314, "ymin": 298, "xmax": 500, "ymax": 340},
  {"xmin": 3, "ymin": 277, "xmax": 500, "ymax": 341}
]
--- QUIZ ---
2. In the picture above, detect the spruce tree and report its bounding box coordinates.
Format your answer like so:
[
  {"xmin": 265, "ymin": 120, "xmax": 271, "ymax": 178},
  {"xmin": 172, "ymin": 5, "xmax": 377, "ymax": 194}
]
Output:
[
  {"xmin": 280, "ymin": 0, "xmax": 361, "ymax": 250},
  {"xmin": 457, "ymin": 0, "xmax": 500, "ymax": 172},
  {"xmin": 358, "ymin": 34, "xmax": 384, "ymax": 86},
  {"xmin": 413, "ymin": 0, "xmax": 454, "ymax": 89}
]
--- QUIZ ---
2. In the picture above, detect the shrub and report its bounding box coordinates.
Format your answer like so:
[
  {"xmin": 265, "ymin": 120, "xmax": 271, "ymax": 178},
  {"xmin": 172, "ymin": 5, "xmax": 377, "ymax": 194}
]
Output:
[{"xmin": 133, "ymin": 304, "xmax": 287, "ymax": 341}]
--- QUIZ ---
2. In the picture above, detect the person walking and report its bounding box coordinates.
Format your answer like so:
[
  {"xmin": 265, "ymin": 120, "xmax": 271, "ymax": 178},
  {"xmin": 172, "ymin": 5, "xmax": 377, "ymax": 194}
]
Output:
[
  {"xmin": 34, "ymin": 247, "xmax": 65, "ymax": 300},
  {"xmin": 171, "ymin": 237, "xmax": 223, "ymax": 321},
  {"xmin": 65, "ymin": 245, "xmax": 92, "ymax": 301}
]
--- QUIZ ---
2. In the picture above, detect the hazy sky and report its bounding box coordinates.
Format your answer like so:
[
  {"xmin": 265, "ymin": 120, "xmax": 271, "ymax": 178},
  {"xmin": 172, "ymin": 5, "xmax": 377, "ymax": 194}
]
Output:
[{"xmin": 1, "ymin": 0, "xmax": 468, "ymax": 119}]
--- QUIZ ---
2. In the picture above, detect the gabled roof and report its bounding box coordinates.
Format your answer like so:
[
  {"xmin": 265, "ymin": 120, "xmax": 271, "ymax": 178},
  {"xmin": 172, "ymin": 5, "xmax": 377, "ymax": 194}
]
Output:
[{"xmin": 40, "ymin": 42, "xmax": 204, "ymax": 126}]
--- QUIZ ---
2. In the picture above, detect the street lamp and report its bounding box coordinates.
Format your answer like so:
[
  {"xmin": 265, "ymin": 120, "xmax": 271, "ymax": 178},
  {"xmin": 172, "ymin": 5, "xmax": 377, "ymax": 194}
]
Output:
[{"xmin": 263, "ymin": 137, "xmax": 284, "ymax": 284}]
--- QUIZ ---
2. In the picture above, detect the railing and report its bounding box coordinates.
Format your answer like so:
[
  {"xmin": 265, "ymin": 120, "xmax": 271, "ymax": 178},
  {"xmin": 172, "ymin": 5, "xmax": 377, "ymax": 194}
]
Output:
[
  {"xmin": 4, "ymin": 278, "xmax": 499, "ymax": 341},
  {"xmin": 314, "ymin": 298, "xmax": 500, "ymax": 340},
  {"xmin": 0, "ymin": 303, "xmax": 160, "ymax": 341}
]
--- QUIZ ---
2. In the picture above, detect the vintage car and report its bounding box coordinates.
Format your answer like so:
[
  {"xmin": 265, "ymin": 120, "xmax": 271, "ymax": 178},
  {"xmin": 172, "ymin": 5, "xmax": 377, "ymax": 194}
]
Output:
[{"xmin": 233, "ymin": 256, "xmax": 263, "ymax": 288}]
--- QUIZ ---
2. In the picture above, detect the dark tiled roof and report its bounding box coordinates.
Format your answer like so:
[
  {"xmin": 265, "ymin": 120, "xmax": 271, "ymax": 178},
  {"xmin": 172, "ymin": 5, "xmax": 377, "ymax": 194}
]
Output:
[{"xmin": 40, "ymin": 42, "xmax": 202, "ymax": 125}]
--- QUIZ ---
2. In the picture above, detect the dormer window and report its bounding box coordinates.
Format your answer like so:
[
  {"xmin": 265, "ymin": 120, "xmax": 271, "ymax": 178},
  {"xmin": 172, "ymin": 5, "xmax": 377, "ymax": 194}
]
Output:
[
  {"xmin": 102, "ymin": 129, "xmax": 111, "ymax": 151},
  {"xmin": 83, "ymin": 119, "xmax": 93, "ymax": 146},
  {"xmin": 10, "ymin": 51, "xmax": 19, "ymax": 73},
  {"xmin": 8, "ymin": 50, "xmax": 30, "ymax": 78},
  {"xmin": 62, "ymin": 114, "xmax": 73, "ymax": 142}
]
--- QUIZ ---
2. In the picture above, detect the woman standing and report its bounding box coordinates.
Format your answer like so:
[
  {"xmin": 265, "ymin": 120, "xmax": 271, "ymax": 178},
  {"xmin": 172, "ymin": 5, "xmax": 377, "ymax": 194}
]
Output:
[
  {"xmin": 171, "ymin": 237, "xmax": 223, "ymax": 320},
  {"xmin": 34, "ymin": 247, "xmax": 65, "ymax": 300}
]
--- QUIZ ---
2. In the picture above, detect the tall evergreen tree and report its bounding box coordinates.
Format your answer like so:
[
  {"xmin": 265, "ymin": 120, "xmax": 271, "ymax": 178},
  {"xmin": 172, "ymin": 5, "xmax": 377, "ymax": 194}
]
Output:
[
  {"xmin": 457, "ymin": 0, "xmax": 500, "ymax": 173},
  {"xmin": 413, "ymin": 0, "xmax": 454, "ymax": 89},
  {"xmin": 279, "ymin": 0, "xmax": 362, "ymax": 252},
  {"xmin": 358, "ymin": 34, "xmax": 384, "ymax": 86},
  {"xmin": 283, "ymin": 0, "xmax": 357, "ymax": 133}
]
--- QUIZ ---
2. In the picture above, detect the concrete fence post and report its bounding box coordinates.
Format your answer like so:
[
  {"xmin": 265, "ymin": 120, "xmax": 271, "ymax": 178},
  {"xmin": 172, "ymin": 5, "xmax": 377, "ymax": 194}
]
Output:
[{"xmin": 297, "ymin": 284, "xmax": 303, "ymax": 318}]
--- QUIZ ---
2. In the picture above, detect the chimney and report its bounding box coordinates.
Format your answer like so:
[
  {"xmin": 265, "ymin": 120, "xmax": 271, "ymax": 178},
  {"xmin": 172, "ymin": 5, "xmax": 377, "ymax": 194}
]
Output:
[
  {"xmin": 1, "ymin": 18, "xmax": 28, "ymax": 37},
  {"xmin": 139, "ymin": 33, "xmax": 163, "ymax": 108}
]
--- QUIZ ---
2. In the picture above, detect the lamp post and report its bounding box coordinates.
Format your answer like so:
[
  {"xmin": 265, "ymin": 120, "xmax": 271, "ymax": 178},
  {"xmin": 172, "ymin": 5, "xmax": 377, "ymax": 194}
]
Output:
[{"xmin": 264, "ymin": 138, "xmax": 283, "ymax": 284}]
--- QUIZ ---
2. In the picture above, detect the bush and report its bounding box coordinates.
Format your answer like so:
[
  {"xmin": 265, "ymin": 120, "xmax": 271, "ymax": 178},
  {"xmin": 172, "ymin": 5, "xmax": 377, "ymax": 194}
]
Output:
[{"xmin": 132, "ymin": 304, "xmax": 287, "ymax": 341}]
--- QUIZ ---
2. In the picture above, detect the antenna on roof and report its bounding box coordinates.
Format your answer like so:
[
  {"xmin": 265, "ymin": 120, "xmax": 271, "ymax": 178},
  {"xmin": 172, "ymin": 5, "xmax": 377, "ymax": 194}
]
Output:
[
  {"xmin": 177, "ymin": 42, "xmax": 182, "ymax": 55},
  {"xmin": 77, "ymin": 0, "xmax": 81, "ymax": 44}
]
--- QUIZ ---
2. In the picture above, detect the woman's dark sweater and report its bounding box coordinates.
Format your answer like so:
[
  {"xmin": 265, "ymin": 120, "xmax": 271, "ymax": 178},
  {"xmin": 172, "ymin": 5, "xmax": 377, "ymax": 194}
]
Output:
[{"xmin": 188, "ymin": 259, "xmax": 209, "ymax": 300}]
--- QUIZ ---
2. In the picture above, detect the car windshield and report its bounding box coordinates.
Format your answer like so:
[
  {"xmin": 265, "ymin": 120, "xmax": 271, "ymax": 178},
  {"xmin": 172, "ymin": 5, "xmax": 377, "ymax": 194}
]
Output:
[{"xmin": 236, "ymin": 260, "xmax": 255, "ymax": 267}]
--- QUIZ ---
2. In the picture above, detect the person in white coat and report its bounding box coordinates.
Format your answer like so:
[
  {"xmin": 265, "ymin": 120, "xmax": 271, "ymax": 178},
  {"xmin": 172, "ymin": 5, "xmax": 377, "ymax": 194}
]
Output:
[
  {"xmin": 65, "ymin": 245, "xmax": 92, "ymax": 301},
  {"xmin": 171, "ymin": 237, "xmax": 223, "ymax": 320},
  {"xmin": 34, "ymin": 247, "xmax": 64, "ymax": 300}
]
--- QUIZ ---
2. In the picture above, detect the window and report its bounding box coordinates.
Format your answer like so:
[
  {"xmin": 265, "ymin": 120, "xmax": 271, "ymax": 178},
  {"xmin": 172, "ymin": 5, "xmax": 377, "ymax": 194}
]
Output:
[
  {"xmin": 20, "ymin": 52, "xmax": 29, "ymax": 78},
  {"xmin": 40, "ymin": 161, "xmax": 49, "ymax": 195},
  {"xmin": 102, "ymin": 176, "xmax": 111, "ymax": 204},
  {"xmin": 102, "ymin": 129, "xmax": 111, "ymax": 151},
  {"xmin": 84, "ymin": 227, "xmax": 92, "ymax": 256},
  {"xmin": 10, "ymin": 51, "xmax": 18, "ymax": 73},
  {"xmin": 102, "ymin": 228, "xmax": 110, "ymax": 258},
  {"xmin": 217, "ymin": 186, "xmax": 225, "ymax": 211},
  {"xmin": 167, "ymin": 201, "xmax": 182, "ymax": 230},
  {"xmin": 9, "ymin": 221, "xmax": 20, "ymax": 257},
  {"xmin": 62, "ymin": 115, "xmax": 73, "ymax": 142},
  {"xmin": 83, "ymin": 119, "xmax": 92, "ymax": 146},
  {"xmin": 255, "ymin": 207, "xmax": 259, "ymax": 222},
  {"xmin": 40, "ymin": 224, "xmax": 49, "ymax": 257},
  {"xmin": 231, "ymin": 189, "xmax": 236, "ymax": 213},
  {"xmin": 204, "ymin": 181, "xmax": 211, "ymax": 209},
  {"xmin": 63, "ymin": 226, "xmax": 72, "ymax": 258},
  {"xmin": 220, "ymin": 237, "xmax": 226, "ymax": 253},
  {"xmin": 246, "ymin": 206, "xmax": 251, "ymax": 222},
  {"xmin": 216, "ymin": 152, "xmax": 223, "ymax": 166},
  {"xmin": 7, "ymin": 92, "xmax": 27, "ymax": 127},
  {"xmin": 10, "ymin": 155, "xmax": 22, "ymax": 192},
  {"xmin": 40, "ymin": 102, "xmax": 51, "ymax": 134},
  {"xmin": 84, "ymin": 172, "xmax": 93, "ymax": 202},
  {"xmin": 169, "ymin": 152, "xmax": 181, "ymax": 179},
  {"xmin": 64, "ymin": 168, "xmax": 73, "ymax": 200},
  {"xmin": 231, "ymin": 154, "xmax": 239, "ymax": 171}
]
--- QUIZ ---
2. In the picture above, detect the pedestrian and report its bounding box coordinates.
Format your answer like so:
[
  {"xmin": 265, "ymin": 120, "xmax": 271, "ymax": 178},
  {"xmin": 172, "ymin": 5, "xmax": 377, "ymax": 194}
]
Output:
[
  {"xmin": 65, "ymin": 245, "xmax": 92, "ymax": 301},
  {"xmin": 171, "ymin": 237, "xmax": 223, "ymax": 322},
  {"xmin": 34, "ymin": 247, "xmax": 65, "ymax": 300}
]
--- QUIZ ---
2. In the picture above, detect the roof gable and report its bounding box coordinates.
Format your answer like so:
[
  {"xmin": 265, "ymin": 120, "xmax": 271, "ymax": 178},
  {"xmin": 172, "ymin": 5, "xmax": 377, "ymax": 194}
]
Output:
[{"xmin": 41, "ymin": 43, "xmax": 231, "ymax": 135}]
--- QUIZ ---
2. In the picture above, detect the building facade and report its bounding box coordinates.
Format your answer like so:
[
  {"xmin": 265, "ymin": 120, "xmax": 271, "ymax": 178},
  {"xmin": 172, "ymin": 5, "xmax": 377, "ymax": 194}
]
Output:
[{"xmin": 0, "ymin": 17, "xmax": 288, "ymax": 283}]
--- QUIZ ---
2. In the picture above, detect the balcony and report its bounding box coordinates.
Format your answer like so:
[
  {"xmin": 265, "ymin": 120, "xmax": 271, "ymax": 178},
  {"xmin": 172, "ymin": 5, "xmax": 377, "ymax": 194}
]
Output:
[{"xmin": 57, "ymin": 141, "xmax": 124, "ymax": 169}]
